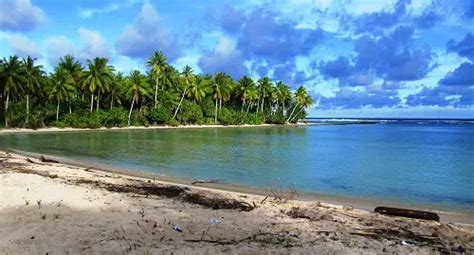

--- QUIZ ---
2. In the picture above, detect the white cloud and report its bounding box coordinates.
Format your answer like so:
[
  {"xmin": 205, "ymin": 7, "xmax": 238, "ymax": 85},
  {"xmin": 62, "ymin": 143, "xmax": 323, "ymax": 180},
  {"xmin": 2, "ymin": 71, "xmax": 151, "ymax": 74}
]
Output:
[
  {"xmin": 78, "ymin": 27, "xmax": 110, "ymax": 59},
  {"xmin": 8, "ymin": 34, "xmax": 40, "ymax": 57},
  {"xmin": 0, "ymin": 0, "xmax": 45, "ymax": 31},
  {"xmin": 44, "ymin": 36, "xmax": 77, "ymax": 64},
  {"xmin": 115, "ymin": 2, "xmax": 181, "ymax": 60}
]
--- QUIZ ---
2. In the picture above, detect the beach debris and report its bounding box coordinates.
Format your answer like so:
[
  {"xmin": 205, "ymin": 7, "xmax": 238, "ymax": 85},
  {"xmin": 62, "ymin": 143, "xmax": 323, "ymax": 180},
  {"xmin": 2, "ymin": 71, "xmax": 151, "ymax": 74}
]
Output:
[
  {"xmin": 36, "ymin": 200, "xmax": 42, "ymax": 208},
  {"xmin": 374, "ymin": 207, "xmax": 440, "ymax": 221},
  {"xmin": 401, "ymin": 240, "xmax": 416, "ymax": 246},
  {"xmin": 191, "ymin": 179, "xmax": 224, "ymax": 185},
  {"xmin": 39, "ymin": 155, "xmax": 60, "ymax": 163},
  {"xmin": 172, "ymin": 225, "xmax": 183, "ymax": 232},
  {"xmin": 286, "ymin": 207, "xmax": 333, "ymax": 221},
  {"xmin": 208, "ymin": 218, "xmax": 222, "ymax": 225}
]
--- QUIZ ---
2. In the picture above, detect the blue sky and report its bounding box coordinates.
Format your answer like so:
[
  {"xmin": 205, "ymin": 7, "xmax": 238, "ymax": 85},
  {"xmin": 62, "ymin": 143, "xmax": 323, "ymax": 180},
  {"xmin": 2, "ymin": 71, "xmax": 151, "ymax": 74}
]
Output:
[{"xmin": 0, "ymin": 0, "xmax": 473, "ymax": 118}]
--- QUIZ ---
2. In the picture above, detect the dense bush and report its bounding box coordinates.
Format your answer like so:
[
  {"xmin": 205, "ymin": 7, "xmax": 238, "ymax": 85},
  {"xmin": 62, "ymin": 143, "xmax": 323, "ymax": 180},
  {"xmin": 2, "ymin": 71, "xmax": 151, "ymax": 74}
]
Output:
[
  {"xmin": 177, "ymin": 100, "xmax": 204, "ymax": 124},
  {"xmin": 148, "ymin": 106, "xmax": 172, "ymax": 124}
]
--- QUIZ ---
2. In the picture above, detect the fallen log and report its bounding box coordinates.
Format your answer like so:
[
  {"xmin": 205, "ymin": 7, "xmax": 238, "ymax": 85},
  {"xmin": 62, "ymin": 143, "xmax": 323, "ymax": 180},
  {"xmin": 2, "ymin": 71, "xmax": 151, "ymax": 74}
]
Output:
[
  {"xmin": 374, "ymin": 206, "xmax": 440, "ymax": 221},
  {"xmin": 40, "ymin": 155, "xmax": 60, "ymax": 163}
]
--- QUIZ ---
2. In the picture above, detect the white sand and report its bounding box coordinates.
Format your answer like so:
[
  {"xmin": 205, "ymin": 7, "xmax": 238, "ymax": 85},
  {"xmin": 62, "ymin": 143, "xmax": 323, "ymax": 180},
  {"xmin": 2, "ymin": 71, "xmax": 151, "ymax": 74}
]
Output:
[{"xmin": 0, "ymin": 151, "xmax": 473, "ymax": 254}]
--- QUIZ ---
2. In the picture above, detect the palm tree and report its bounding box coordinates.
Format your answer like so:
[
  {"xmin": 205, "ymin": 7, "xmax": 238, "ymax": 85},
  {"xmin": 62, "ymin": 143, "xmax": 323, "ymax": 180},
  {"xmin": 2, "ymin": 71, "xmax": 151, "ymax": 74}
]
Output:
[
  {"xmin": 237, "ymin": 76, "xmax": 256, "ymax": 112},
  {"xmin": 210, "ymin": 72, "xmax": 232, "ymax": 122},
  {"xmin": 287, "ymin": 86, "xmax": 313, "ymax": 122},
  {"xmin": 49, "ymin": 68, "xmax": 75, "ymax": 121},
  {"xmin": 58, "ymin": 55, "xmax": 83, "ymax": 106},
  {"xmin": 1, "ymin": 56, "xmax": 25, "ymax": 127},
  {"xmin": 82, "ymin": 57, "xmax": 114, "ymax": 112},
  {"xmin": 126, "ymin": 70, "xmax": 149, "ymax": 126},
  {"xmin": 257, "ymin": 77, "xmax": 273, "ymax": 113},
  {"xmin": 275, "ymin": 81, "xmax": 291, "ymax": 114},
  {"xmin": 187, "ymin": 74, "xmax": 209, "ymax": 103},
  {"xmin": 173, "ymin": 66, "xmax": 195, "ymax": 119},
  {"xmin": 58, "ymin": 55, "xmax": 83, "ymax": 91},
  {"xmin": 23, "ymin": 56, "xmax": 44, "ymax": 124},
  {"xmin": 109, "ymin": 72, "xmax": 124, "ymax": 110},
  {"xmin": 147, "ymin": 51, "xmax": 167, "ymax": 108}
]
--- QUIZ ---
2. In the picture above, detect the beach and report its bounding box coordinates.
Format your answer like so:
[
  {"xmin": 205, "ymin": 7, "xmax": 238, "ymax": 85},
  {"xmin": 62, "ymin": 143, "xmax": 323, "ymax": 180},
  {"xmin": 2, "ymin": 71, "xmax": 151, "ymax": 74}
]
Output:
[{"xmin": 1, "ymin": 150, "xmax": 473, "ymax": 254}]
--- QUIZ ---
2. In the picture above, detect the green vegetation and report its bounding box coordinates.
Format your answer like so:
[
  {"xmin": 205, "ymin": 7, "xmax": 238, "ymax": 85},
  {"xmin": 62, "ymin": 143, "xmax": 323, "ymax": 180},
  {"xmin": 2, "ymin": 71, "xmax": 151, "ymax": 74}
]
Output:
[{"xmin": 0, "ymin": 51, "xmax": 313, "ymax": 129}]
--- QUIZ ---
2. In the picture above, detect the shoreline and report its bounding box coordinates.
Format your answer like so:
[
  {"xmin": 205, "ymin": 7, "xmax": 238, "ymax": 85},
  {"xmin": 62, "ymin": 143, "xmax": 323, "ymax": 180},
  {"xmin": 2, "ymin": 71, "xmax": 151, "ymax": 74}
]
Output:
[
  {"xmin": 1, "ymin": 150, "xmax": 473, "ymax": 253},
  {"xmin": 0, "ymin": 123, "xmax": 305, "ymax": 134},
  {"xmin": 6, "ymin": 149, "xmax": 474, "ymax": 225}
]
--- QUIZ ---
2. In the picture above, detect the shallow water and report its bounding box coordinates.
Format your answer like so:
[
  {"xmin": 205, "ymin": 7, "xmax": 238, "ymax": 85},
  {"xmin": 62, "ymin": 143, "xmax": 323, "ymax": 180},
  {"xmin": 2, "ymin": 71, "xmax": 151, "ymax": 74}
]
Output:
[{"xmin": 1, "ymin": 124, "xmax": 473, "ymax": 212}]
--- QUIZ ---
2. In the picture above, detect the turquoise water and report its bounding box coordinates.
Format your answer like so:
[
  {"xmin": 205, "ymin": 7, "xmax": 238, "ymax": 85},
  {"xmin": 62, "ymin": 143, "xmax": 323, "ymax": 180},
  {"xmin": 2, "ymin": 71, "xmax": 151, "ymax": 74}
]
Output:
[{"xmin": 1, "ymin": 124, "xmax": 473, "ymax": 211}]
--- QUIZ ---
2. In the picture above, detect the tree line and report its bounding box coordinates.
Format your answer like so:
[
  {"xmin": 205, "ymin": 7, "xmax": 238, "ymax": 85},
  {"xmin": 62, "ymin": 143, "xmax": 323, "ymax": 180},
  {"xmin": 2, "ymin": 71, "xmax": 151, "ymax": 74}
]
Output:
[{"xmin": 0, "ymin": 51, "xmax": 313, "ymax": 129}]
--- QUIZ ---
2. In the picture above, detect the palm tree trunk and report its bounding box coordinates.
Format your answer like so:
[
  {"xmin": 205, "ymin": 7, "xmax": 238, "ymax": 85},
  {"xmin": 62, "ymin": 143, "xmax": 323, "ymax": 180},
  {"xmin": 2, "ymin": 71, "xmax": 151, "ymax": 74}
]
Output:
[
  {"xmin": 96, "ymin": 90, "xmax": 100, "ymax": 112},
  {"xmin": 110, "ymin": 92, "xmax": 114, "ymax": 110},
  {"xmin": 246, "ymin": 102, "xmax": 251, "ymax": 113},
  {"xmin": 56, "ymin": 101, "xmax": 60, "ymax": 121},
  {"xmin": 128, "ymin": 96, "xmax": 135, "ymax": 126},
  {"xmin": 215, "ymin": 98, "xmax": 218, "ymax": 123},
  {"xmin": 154, "ymin": 78, "xmax": 159, "ymax": 108},
  {"xmin": 286, "ymin": 104, "xmax": 299, "ymax": 123},
  {"xmin": 290, "ymin": 107, "xmax": 305, "ymax": 122},
  {"xmin": 256, "ymin": 97, "xmax": 260, "ymax": 114},
  {"xmin": 69, "ymin": 102, "xmax": 72, "ymax": 114},
  {"xmin": 90, "ymin": 93, "xmax": 94, "ymax": 112},
  {"xmin": 26, "ymin": 94, "xmax": 30, "ymax": 124},
  {"xmin": 219, "ymin": 98, "xmax": 222, "ymax": 110},
  {"xmin": 173, "ymin": 88, "xmax": 186, "ymax": 120},
  {"xmin": 275, "ymin": 98, "xmax": 279, "ymax": 115},
  {"xmin": 241, "ymin": 100, "xmax": 245, "ymax": 112},
  {"xmin": 4, "ymin": 92, "xmax": 10, "ymax": 127}
]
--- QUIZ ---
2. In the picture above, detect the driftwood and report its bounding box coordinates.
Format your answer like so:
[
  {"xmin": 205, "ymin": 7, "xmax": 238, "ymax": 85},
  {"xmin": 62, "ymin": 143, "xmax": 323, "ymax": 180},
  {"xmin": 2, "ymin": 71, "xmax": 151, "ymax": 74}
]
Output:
[
  {"xmin": 191, "ymin": 179, "xmax": 224, "ymax": 185},
  {"xmin": 40, "ymin": 156, "xmax": 60, "ymax": 163},
  {"xmin": 374, "ymin": 207, "xmax": 440, "ymax": 221}
]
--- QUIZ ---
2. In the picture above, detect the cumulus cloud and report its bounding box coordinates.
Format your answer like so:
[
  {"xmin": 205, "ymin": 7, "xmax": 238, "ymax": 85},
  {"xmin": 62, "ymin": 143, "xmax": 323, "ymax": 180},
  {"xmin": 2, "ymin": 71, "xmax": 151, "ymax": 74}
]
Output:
[
  {"xmin": 237, "ymin": 8, "xmax": 324, "ymax": 64},
  {"xmin": 0, "ymin": 0, "xmax": 45, "ymax": 31},
  {"xmin": 319, "ymin": 86, "xmax": 401, "ymax": 109},
  {"xmin": 44, "ymin": 28, "xmax": 109, "ymax": 65},
  {"xmin": 439, "ymin": 62, "xmax": 474, "ymax": 86},
  {"xmin": 78, "ymin": 27, "xmax": 110, "ymax": 60},
  {"xmin": 353, "ymin": 26, "xmax": 435, "ymax": 81},
  {"xmin": 198, "ymin": 36, "xmax": 246, "ymax": 79},
  {"xmin": 8, "ymin": 34, "xmax": 40, "ymax": 57},
  {"xmin": 115, "ymin": 2, "xmax": 181, "ymax": 60},
  {"xmin": 406, "ymin": 85, "xmax": 473, "ymax": 107},
  {"xmin": 44, "ymin": 36, "xmax": 77, "ymax": 65},
  {"xmin": 319, "ymin": 56, "xmax": 353, "ymax": 79},
  {"xmin": 447, "ymin": 33, "xmax": 474, "ymax": 61},
  {"xmin": 349, "ymin": 0, "xmax": 410, "ymax": 34}
]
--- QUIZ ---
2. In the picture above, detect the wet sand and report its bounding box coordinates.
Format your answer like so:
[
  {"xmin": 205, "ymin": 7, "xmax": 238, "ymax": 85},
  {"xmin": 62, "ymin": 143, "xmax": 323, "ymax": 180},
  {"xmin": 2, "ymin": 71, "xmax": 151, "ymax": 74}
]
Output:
[{"xmin": 0, "ymin": 151, "xmax": 473, "ymax": 254}]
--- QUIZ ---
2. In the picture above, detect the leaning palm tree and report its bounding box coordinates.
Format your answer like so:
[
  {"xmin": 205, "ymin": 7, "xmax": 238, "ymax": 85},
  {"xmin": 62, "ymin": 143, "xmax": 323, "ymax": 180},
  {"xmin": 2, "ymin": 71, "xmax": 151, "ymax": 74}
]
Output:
[
  {"xmin": 82, "ymin": 57, "xmax": 114, "ymax": 112},
  {"xmin": 287, "ymin": 86, "xmax": 313, "ymax": 122},
  {"xmin": 49, "ymin": 68, "xmax": 75, "ymax": 121},
  {"xmin": 1, "ymin": 56, "xmax": 25, "ymax": 127},
  {"xmin": 173, "ymin": 66, "xmax": 195, "ymax": 119},
  {"xmin": 126, "ymin": 70, "xmax": 149, "ymax": 126},
  {"xmin": 22, "ymin": 56, "xmax": 44, "ymax": 124},
  {"xmin": 147, "ymin": 51, "xmax": 167, "ymax": 108}
]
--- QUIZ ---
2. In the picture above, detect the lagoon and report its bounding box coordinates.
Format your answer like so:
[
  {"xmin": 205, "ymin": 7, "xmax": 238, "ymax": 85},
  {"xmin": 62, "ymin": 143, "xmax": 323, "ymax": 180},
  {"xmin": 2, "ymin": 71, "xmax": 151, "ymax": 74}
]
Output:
[{"xmin": 1, "ymin": 123, "xmax": 473, "ymax": 212}]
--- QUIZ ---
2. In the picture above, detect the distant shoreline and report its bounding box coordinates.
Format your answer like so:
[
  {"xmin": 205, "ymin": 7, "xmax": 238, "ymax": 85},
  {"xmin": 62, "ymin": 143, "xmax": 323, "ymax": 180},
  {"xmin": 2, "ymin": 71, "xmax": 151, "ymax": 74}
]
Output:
[{"xmin": 0, "ymin": 123, "xmax": 303, "ymax": 134}]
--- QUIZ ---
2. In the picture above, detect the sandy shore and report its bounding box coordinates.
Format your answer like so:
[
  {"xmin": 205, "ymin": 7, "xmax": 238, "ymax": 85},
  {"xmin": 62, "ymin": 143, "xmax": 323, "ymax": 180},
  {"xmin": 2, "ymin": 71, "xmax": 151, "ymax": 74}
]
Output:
[
  {"xmin": 0, "ymin": 123, "xmax": 305, "ymax": 134},
  {"xmin": 1, "ymin": 151, "xmax": 473, "ymax": 254}
]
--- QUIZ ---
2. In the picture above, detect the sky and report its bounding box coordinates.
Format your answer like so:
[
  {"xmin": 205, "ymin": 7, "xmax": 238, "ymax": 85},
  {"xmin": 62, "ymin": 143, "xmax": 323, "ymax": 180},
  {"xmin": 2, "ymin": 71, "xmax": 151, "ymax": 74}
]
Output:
[{"xmin": 0, "ymin": 0, "xmax": 473, "ymax": 118}]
